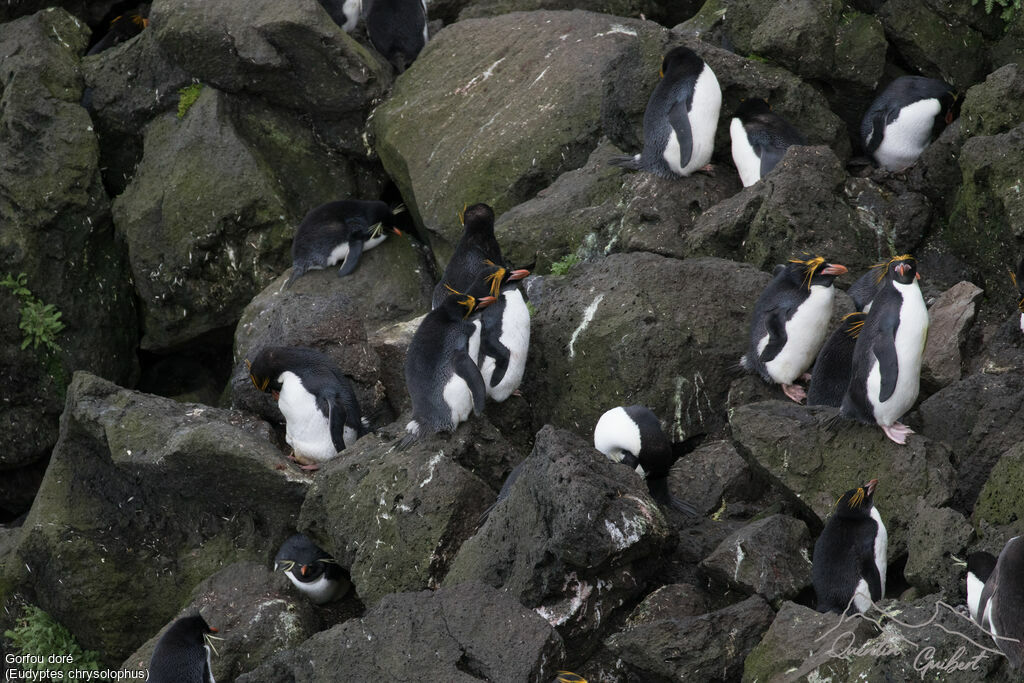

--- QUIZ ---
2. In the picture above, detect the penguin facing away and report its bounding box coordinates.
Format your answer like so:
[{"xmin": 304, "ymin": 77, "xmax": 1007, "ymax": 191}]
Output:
[
  {"xmin": 729, "ymin": 98, "xmax": 807, "ymax": 187},
  {"xmin": 149, "ymin": 614, "xmax": 219, "ymax": 683},
  {"xmin": 812, "ymin": 479, "xmax": 887, "ymax": 615},
  {"xmin": 839, "ymin": 255, "xmax": 928, "ymax": 445},
  {"xmin": 861, "ymin": 75, "xmax": 956, "ymax": 172},
  {"xmin": 247, "ymin": 346, "xmax": 369, "ymax": 470},
  {"xmin": 847, "ymin": 263, "xmax": 888, "ymax": 313},
  {"xmin": 609, "ymin": 46, "xmax": 722, "ymax": 178},
  {"xmin": 967, "ymin": 550, "xmax": 998, "ymax": 624},
  {"xmin": 593, "ymin": 405, "xmax": 703, "ymax": 516},
  {"xmin": 286, "ymin": 199, "xmax": 404, "ymax": 288},
  {"xmin": 977, "ymin": 536, "xmax": 1024, "ymax": 669},
  {"xmin": 1010, "ymin": 256, "xmax": 1024, "ymax": 333},
  {"xmin": 741, "ymin": 256, "xmax": 848, "ymax": 403},
  {"xmin": 362, "ymin": 0, "xmax": 429, "ymax": 73},
  {"xmin": 274, "ymin": 534, "xmax": 350, "ymax": 605},
  {"xmin": 806, "ymin": 312, "xmax": 866, "ymax": 408}
]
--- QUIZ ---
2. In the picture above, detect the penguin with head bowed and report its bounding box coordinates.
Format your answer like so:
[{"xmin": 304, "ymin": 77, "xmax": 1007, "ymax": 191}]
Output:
[
  {"xmin": 861, "ymin": 76, "xmax": 956, "ymax": 172},
  {"xmin": 976, "ymin": 536, "xmax": 1024, "ymax": 669},
  {"xmin": 966, "ymin": 550, "xmax": 998, "ymax": 625},
  {"xmin": 247, "ymin": 346, "xmax": 369, "ymax": 470},
  {"xmin": 362, "ymin": 0, "xmax": 428, "ymax": 73},
  {"xmin": 149, "ymin": 614, "xmax": 219, "ymax": 683},
  {"xmin": 806, "ymin": 311, "xmax": 866, "ymax": 408},
  {"xmin": 285, "ymin": 199, "xmax": 404, "ymax": 288},
  {"xmin": 87, "ymin": 10, "xmax": 149, "ymax": 56},
  {"xmin": 274, "ymin": 533, "xmax": 350, "ymax": 605},
  {"xmin": 813, "ymin": 479, "xmax": 887, "ymax": 615},
  {"xmin": 741, "ymin": 255, "xmax": 848, "ymax": 403},
  {"xmin": 402, "ymin": 290, "xmax": 495, "ymax": 447},
  {"xmin": 610, "ymin": 46, "xmax": 722, "ymax": 179},
  {"xmin": 729, "ymin": 98, "xmax": 806, "ymax": 187},
  {"xmin": 839, "ymin": 255, "xmax": 928, "ymax": 445},
  {"xmin": 593, "ymin": 405, "xmax": 703, "ymax": 516},
  {"xmin": 1010, "ymin": 256, "xmax": 1024, "ymax": 333}
]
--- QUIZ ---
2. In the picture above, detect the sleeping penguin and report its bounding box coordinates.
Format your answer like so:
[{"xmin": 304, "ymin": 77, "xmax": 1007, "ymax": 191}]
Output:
[
  {"xmin": 247, "ymin": 346, "xmax": 369, "ymax": 470},
  {"xmin": 285, "ymin": 199, "xmax": 404, "ymax": 288},
  {"xmin": 861, "ymin": 76, "xmax": 956, "ymax": 172},
  {"xmin": 839, "ymin": 255, "xmax": 928, "ymax": 445},
  {"xmin": 806, "ymin": 312, "xmax": 866, "ymax": 408},
  {"xmin": 1010, "ymin": 256, "xmax": 1024, "ymax": 333},
  {"xmin": 593, "ymin": 405, "xmax": 703, "ymax": 516},
  {"xmin": 812, "ymin": 479, "xmax": 887, "ymax": 615},
  {"xmin": 610, "ymin": 46, "xmax": 721, "ymax": 178},
  {"xmin": 975, "ymin": 536, "xmax": 1024, "ymax": 669},
  {"xmin": 362, "ymin": 0, "xmax": 428, "ymax": 73},
  {"xmin": 274, "ymin": 534, "xmax": 350, "ymax": 605},
  {"xmin": 729, "ymin": 98, "xmax": 806, "ymax": 187},
  {"xmin": 402, "ymin": 291, "xmax": 495, "ymax": 447},
  {"xmin": 966, "ymin": 550, "xmax": 998, "ymax": 624},
  {"xmin": 149, "ymin": 614, "xmax": 219, "ymax": 683},
  {"xmin": 741, "ymin": 256, "xmax": 848, "ymax": 402}
]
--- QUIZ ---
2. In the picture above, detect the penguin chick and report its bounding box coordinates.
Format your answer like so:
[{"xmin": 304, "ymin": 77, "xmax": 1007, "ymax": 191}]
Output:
[
  {"xmin": 741, "ymin": 256, "xmax": 848, "ymax": 403},
  {"xmin": 87, "ymin": 10, "xmax": 149, "ymax": 56},
  {"xmin": 274, "ymin": 533, "xmax": 350, "ymax": 605},
  {"xmin": 149, "ymin": 614, "xmax": 218, "ymax": 683},
  {"xmin": 839, "ymin": 255, "xmax": 928, "ymax": 445},
  {"xmin": 729, "ymin": 98, "xmax": 806, "ymax": 187},
  {"xmin": 402, "ymin": 291, "xmax": 495, "ymax": 448},
  {"xmin": 610, "ymin": 46, "xmax": 721, "ymax": 178},
  {"xmin": 593, "ymin": 405, "xmax": 703, "ymax": 516},
  {"xmin": 1010, "ymin": 257, "xmax": 1024, "ymax": 333},
  {"xmin": 247, "ymin": 346, "xmax": 369, "ymax": 470},
  {"xmin": 861, "ymin": 76, "xmax": 956, "ymax": 172},
  {"xmin": 362, "ymin": 0, "xmax": 428, "ymax": 73},
  {"xmin": 966, "ymin": 550, "xmax": 997, "ymax": 624},
  {"xmin": 977, "ymin": 536, "xmax": 1024, "ymax": 669},
  {"xmin": 286, "ymin": 199, "xmax": 403, "ymax": 288},
  {"xmin": 812, "ymin": 479, "xmax": 887, "ymax": 615},
  {"xmin": 806, "ymin": 312, "xmax": 866, "ymax": 408}
]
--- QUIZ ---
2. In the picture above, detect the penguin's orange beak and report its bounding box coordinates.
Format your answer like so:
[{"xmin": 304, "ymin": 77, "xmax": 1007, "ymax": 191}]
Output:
[
  {"xmin": 475, "ymin": 296, "xmax": 497, "ymax": 309},
  {"xmin": 865, "ymin": 479, "xmax": 878, "ymax": 496},
  {"xmin": 209, "ymin": 627, "xmax": 219, "ymax": 633},
  {"xmin": 508, "ymin": 268, "xmax": 530, "ymax": 281},
  {"xmin": 916, "ymin": 271, "xmax": 921, "ymax": 280},
  {"xmin": 391, "ymin": 228, "xmax": 402, "ymax": 236},
  {"xmin": 820, "ymin": 264, "xmax": 848, "ymax": 276},
  {"xmin": 300, "ymin": 565, "xmax": 308, "ymax": 577},
  {"xmin": 895, "ymin": 263, "xmax": 911, "ymax": 278}
]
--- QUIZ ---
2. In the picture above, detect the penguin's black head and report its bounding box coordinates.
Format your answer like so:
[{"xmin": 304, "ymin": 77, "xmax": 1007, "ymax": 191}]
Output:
[
  {"xmin": 966, "ymin": 550, "xmax": 998, "ymax": 584},
  {"xmin": 477, "ymin": 260, "xmax": 530, "ymax": 298},
  {"xmin": 735, "ymin": 98, "xmax": 772, "ymax": 121},
  {"xmin": 878, "ymin": 254, "xmax": 918, "ymax": 285},
  {"xmin": 1010, "ymin": 257, "xmax": 1024, "ymax": 312},
  {"xmin": 833, "ymin": 479, "xmax": 878, "ymax": 519},
  {"xmin": 661, "ymin": 46, "xmax": 704, "ymax": 79},
  {"xmin": 275, "ymin": 533, "xmax": 335, "ymax": 583},
  {"xmin": 937, "ymin": 89, "xmax": 958, "ymax": 130},
  {"xmin": 460, "ymin": 203, "xmax": 495, "ymax": 234},
  {"xmin": 785, "ymin": 255, "xmax": 848, "ymax": 289},
  {"xmin": 439, "ymin": 288, "xmax": 496, "ymax": 320},
  {"xmin": 247, "ymin": 348, "xmax": 286, "ymax": 396},
  {"xmin": 165, "ymin": 614, "xmax": 218, "ymax": 646}
]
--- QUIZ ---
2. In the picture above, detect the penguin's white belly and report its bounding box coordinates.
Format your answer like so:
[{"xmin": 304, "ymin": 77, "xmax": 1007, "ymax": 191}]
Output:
[
  {"xmin": 480, "ymin": 290, "xmax": 530, "ymax": 401},
  {"xmin": 680, "ymin": 65, "xmax": 721, "ymax": 175},
  {"xmin": 730, "ymin": 117, "xmax": 762, "ymax": 187},
  {"xmin": 873, "ymin": 98, "xmax": 940, "ymax": 171},
  {"xmin": 852, "ymin": 578, "xmax": 872, "ymax": 613},
  {"xmin": 871, "ymin": 506, "xmax": 888, "ymax": 596},
  {"xmin": 967, "ymin": 572, "xmax": 986, "ymax": 622},
  {"xmin": 278, "ymin": 374, "xmax": 337, "ymax": 462},
  {"xmin": 442, "ymin": 373, "xmax": 475, "ymax": 426},
  {"xmin": 1019, "ymin": 312, "xmax": 1023, "ymax": 333},
  {"xmin": 763, "ymin": 285, "xmax": 834, "ymax": 384},
  {"xmin": 867, "ymin": 285, "xmax": 928, "ymax": 425},
  {"xmin": 327, "ymin": 233, "xmax": 387, "ymax": 267},
  {"xmin": 286, "ymin": 572, "xmax": 343, "ymax": 605},
  {"xmin": 341, "ymin": 0, "xmax": 362, "ymax": 31}
]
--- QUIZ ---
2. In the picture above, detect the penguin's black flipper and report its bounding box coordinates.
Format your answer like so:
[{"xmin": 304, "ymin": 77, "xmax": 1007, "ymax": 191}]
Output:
[
  {"xmin": 873, "ymin": 313, "xmax": 900, "ymax": 403},
  {"xmin": 454, "ymin": 351, "xmax": 487, "ymax": 416},
  {"xmin": 863, "ymin": 114, "xmax": 887, "ymax": 154},
  {"xmin": 860, "ymin": 548, "xmax": 883, "ymax": 605},
  {"xmin": 760, "ymin": 307, "xmax": 791, "ymax": 363},
  {"xmin": 336, "ymin": 239, "xmax": 364, "ymax": 277},
  {"xmin": 479, "ymin": 312, "xmax": 512, "ymax": 387},
  {"xmin": 284, "ymin": 264, "xmax": 308, "ymax": 289},
  {"xmin": 318, "ymin": 392, "xmax": 348, "ymax": 453},
  {"xmin": 646, "ymin": 476, "xmax": 697, "ymax": 517},
  {"xmin": 668, "ymin": 97, "xmax": 694, "ymax": 171}
]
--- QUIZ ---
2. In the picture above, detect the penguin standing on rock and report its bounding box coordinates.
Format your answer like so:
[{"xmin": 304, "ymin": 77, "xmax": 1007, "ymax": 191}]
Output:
[
  {"xmin": 274, "ymin": 534, "xmax": 350, "ymax": 605},
  {"xmin": 593, "ymin": 405, "xmax": 703, "ymax": 516},
  {"xmin": 475, "ymin": 264, "xmax": 531, "ymax": 402},
  {"xmin": 286, "ymin": 200, "xmax": 404, "ymax": 288},
  {"xmin": 1010, "ymin": 256, "xmax": 1024, "ymax": 333},
  {"xmin": 729, "ymin": 98, "xmax": 806, "ymax": 187},
  {"xmin": 975, "ymin": 536, "xmax": 1024, "ymax": 669},
  {"xmin": 806, "ymin": 312, "xmax": 866, "ymax": 408},
  {"xmin": 861, "ymin": 76, "xmax": 956, "ymax": 172},
  {"xmin": 247, "ymin": 347, "xmax": 369, "ymax": 470},
  {"xmin": 362, "ymin": 0, "xmax": 428, "ymax": 73},
  {"xmin": 610, "ymin": 46, "xmax": 721, "ymax": 178},
  {"xmin": 813, "ymin": 479, "xmax": 887, "ymax": 615},
  {"xmin": 149, "ymin": 614, "xmax": 219, "ymax": 683},
  {"xmin": 839, "ymin": 255, "xmax": 928, "ymax": 445},
  {"xmin": 741, "ymin": 256, "xmax": 848, "ymax": 403}
]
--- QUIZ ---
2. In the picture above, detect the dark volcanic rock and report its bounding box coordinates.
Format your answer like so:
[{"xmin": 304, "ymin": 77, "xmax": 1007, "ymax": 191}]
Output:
[
  {"xmin": 668, "ymin": 440, "xmax": 762, "ymax": 517},
  {"xmin": 959, "ymin": 64, "xmax": 1024, "ymax": 139},
  {"xmin": 921, "ymin": 281, "xmax": 983, "ymax": 392},
  {"xmin": 237, "ymin": 582, "xmax": 565, "ymax": 682},
  {"xmin": 903, "ymin": 502, "xmax": 973, "ymax": 593},
  {"xmin": 973, "ymin": 442, "xmax": 1024, "ymax": 540},
  {"xmin": 446, "ymin": 426, "xmax": 671, "ymax": 656}
]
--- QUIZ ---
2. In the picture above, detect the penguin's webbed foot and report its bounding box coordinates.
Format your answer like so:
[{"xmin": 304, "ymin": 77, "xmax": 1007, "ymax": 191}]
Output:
[
  {"xmin": 781, "ymin": 383, "xmax": 807, "ymax": 403},
  {"xmin": 799, "ymin": 372, "xmax": 812, "ymax": 382},
  {"xmin": 881, "ymin": 422, "xmax": 914, "ymax": 445},
  {"xmin": 696, "ymin": 163, "xmax": 716, "ymax": 176},
  {"xmin": 298, "ymin": 463, "xmax": 321, "ymax": 471}
]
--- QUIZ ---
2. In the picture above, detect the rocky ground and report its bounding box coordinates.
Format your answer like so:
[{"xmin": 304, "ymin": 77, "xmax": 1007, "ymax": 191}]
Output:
[{"xmin": 1, "ymin": 0, "xmax": 1023, "ymax": 680}]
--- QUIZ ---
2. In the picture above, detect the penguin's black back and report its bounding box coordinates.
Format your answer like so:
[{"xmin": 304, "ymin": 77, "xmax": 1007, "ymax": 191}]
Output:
[
  {"xmin": 735, "ymin": 99, "xmax": 806, "ymax": 175},
  {"xmin": 362, "ymin": 0, "xmax": 427, "ymax": 73},
  {"xmin": 847, "ymin": 266, "xmax": 886, "ymax": 312},
  {"xmin": 150, "ymin": 615, "xmax": 214, "ymax": 683},
  {"xmin": 742, "ymin": 263, "xmax": 816, "ymax": 379},
  {"xmin": 861, "ymin": 76, "xmax": 953, "ymax": 154},
  {"xmin": 292, "ymin": 200, "xmax": 394, "ymax": 262},
  {"xmin": 432, "ymin": 204, "xmax": 505, "ymax": 308},
  {"xmin": 840, "ymin": 278, "xmax": 902, "ymax": 424},
  {"xmin": 622, "ymin": 405, "xmax": 674, "ymax": 476},
  {"xmin": 807, "ymin": 312, "xmax": 864, "ymax": 408},
  {"xmin": 813, "ymin": 514, "xmax": 880, "ymax": 613}
]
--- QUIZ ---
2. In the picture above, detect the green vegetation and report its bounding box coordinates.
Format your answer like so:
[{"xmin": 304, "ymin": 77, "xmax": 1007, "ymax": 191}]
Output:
[
  {"xmin": 1, "ymin": 273, "xmax": 65, "ymax": 352},
  {"xmin": 973, "ymin": 0, "xmax": 1021, "ymax": 22},
  {"xmin": 525, "ymin": 301, "xmax": 537, "ymax": 317},
  {"xmin": 177, "ymin": 83, "xmax": 204, "ymax": 119},
  {"xmin": 4, "ymin": 605, "xmax": 104, "ymax": 675},
  {"xmin": 745, "ymin": 53, "xmax": 770, "ymax": 63},
  {"xmin": 549, "ymin": 254, "xmax": 581, "ymax": 275}
]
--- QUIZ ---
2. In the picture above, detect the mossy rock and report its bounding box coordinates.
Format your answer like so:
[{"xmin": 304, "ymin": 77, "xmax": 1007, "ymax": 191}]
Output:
[
  {"xmin": 973, "ymin": 443, "xmax": 1024, "ymax": 535},
  {"xmin": 959, "ymin": 64, "xmax": 1024, "ymax": 139}
]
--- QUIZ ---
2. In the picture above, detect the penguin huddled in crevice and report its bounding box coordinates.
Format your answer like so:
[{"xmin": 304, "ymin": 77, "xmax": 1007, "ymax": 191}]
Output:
[
  {"xmin": 861, "ymin": 76, "xmax": 957, "ymax": 172},
  {"xmin": 971, "ymin": 536, "xmax": 1024, "ymax": 669},
  {"xmin": 610, "ymin": 46, "xmax": 721, "ymax": 178},
  {"xmin": 87, "ymin": 8, "xmax": 149, "ymax": 56},
  {"xmin": 274, "ymin": 533, "xmax": 350, "ymax": 605},
  {"xmin": 812, "ymin": 478, "xmax": 887, "ymax": 615},
  {"xmin": 729, "ymin": 98, "xmax": 806, "ymax": 187},
  {"xmin": 149, "ymin": 614, "xmax": 219, "ymax": 683}
]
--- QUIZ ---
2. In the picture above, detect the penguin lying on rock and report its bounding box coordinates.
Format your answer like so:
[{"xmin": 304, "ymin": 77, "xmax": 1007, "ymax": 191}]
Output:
[
  {"xmin": 274, "ymin": 533, "xmax": 350, "ymax": 605},
  {"xmin": 861, "ymin": 75, "xmax": 956, "ymax": 172},
  {"xmin": 150, "ymin": 614, "xmax": 220, "ymax": 683},
  {"xmin": 729, "ymin": 98, "xmax": 806, "ymax": 187},
  {"xmin": 971, "ymin": 536, "xmax": 1024, "ymax": 669},
  {"xmin": 741, "ymin": 256, "xmax": 848, "ymax": 403},
  {"xmin": 813, "ymin": 478, "xmax": 887, "ymax": 615}
]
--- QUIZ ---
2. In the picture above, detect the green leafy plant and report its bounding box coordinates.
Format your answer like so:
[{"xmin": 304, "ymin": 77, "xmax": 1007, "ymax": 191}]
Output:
[
  {"xmin": 177, "ymin": 83, "xmax": 204, "ymax": 119},
  {"xmin": 525, "ymin": 301, "xmax": 537, "ymax": 317},
  {"xmin": 1, "ymin": 273, "xmax": 65, "ymax": 352},
  {"xmin": 973, "ymin": 0, "xmax": 1021, "ymax": 22},
  {"xmin": 4, "ymin": 604, "xmax": 104, "ymax": 674},
  {"xmin": 549, "ymin": 254, "xmax": 581, "ymax": 276}
]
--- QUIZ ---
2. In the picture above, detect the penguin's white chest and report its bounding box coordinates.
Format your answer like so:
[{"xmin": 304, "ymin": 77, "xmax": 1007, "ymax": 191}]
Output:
[
  {"xmin": 441, "ymin": 372, "xmax": 475, "ymax": 426},
  {"xmin": 327, "ymin": 233, "xmax": 387, "ymax": 266},
  {"xmin": 852, "ymin": 507, "xmax": 887, "ymax": 613},
  {"xmin": 479, "ymin": 290, "xmax": 531, "ymax": 401},
  {"xmin": 277, "ymin": 372, "xmax": 338, "ymax": 463},
  {"xmin": 761, "ymin": 285, "xmax": 834, "ymax": 385},
  {"xmin": 285, "ymin": 571, "xmax": 343, "ymax": 605},
  {"xmin": 1019, "ymin": 312, "xmax": 1023, "ymax": 333},
  {"xmin": 867, "ymin": 283, "xmax": 928, "ymax": 425},
  {"xmin": 967, "ymin": 571, "xmax": 986, "ymax": 622},
  {"xmin": 341, "ymin": 0, "xmax": 362, "ymax": 31},
  {"xmin": 664, "ymin": 64, "xmax": 721, "ymax": 176},
  {"xmin": 873, "ymin": 98, "xmax": 940, "ymax": 171},
  {"xmin": 730, "ymin": 117, "xmax": 762, "ymax": 187}
]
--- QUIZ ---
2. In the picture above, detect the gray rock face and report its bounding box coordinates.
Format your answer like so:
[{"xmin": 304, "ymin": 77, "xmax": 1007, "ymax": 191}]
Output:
[
  {"xmin": 668, "ymin": 440, "xmax": 762, "ymax": 517},
  {"xmin": 973, "ymin": 442, "xmax": 1024, "ymax": 540},
  {"xmin": 5, "ymin": 373, "xmax": 308, "ymax": 662},
  {"xmin": 903, "ymin": 502, "xmax": 973, "ymax": 593},
  {"xmin": 237, "ymin": 582, "xmax": 566, "ymax": 683},
  {"xmin": 921, "ymin": 281, "xmax": 983, "ymax": 391},
  {"xmin": 446, "ymin": 426, "xmax": 671, "ymax": 656},
  {"xmin": 959, "ymin": 64, "xmax": 1024, "ymax": 139}
]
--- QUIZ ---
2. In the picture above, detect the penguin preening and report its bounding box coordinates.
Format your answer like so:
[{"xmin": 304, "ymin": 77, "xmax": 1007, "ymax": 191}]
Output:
[
  {"xmin": 362, "ymin": 0, "xmax": 428, "ymax": 73},
  {"xmin": 474, "ymin": 265, "xmax": 531, "ymax": 402},
  {"xmin": 812, "ymin": 479, "xmax": 887, "ymax": 615},
  {"xmin": 247, "ymin": 346, "xmax": 369, "ymax": 470},
  {"xmin": 402, "ymin": 291, "xmax": 495, "ymax": 447},
  {"xmin": 975, "ymin": 536, "xmax": 1024, "ymax": 669},
  {"xmin": 806, "ymin": 312, "xmax": 866, "ymax": 408},
  {"xmin": 741, "ymin": 256, "xmax": 848, "ymax": 403},
  {"xmin": 274, "ymin": 534, "xmax": 350, "ymax": 605},
  {"xmin": 838, "ymin": 255, "xmax": 928, "ymax": 445},
  {"xmin": 967, "ymin": 550, "xmax": 997, "ymax": 624},
  {"xmin": 1010, "ymin": 256, "xmax": 1024, "ymax": 333},
  {"xmin": 285, "ymin": 200, "xmax": 403, "ymax": 288},
  {"xmin": 149, "ymin": 614, "xmax": 219, "ymax": 683},
  {"xmin": 593, "ymin": 405, "xmax": 703, "ymax": 516},
  {"xmin": 861, "ymin": 76, "xmax": 956, "ymax": 172},
  {"xmin": 610, "ymin": 46, "xmax": 722, "ymax": 178},
  {"xmin": 729, "ymin": 98, "xmax": 806, "ymax": 187}
]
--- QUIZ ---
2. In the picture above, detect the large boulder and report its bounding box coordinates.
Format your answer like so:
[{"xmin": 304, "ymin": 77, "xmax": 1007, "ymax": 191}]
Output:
[
  {"xmin": 921, "ymin": 281, "xmax": 983, "ymax": 391},
  {"xmin": 959, "ymin": 64, "xmax": 1024, "ymax": 139},
  {"xmin": 4, "ymin": 373, "xmax": 308, "ymax": 662},
  {"xmin": 973, "ymin": 442, "xmax": 1024, "ymax": 540},
  {"xmin": 903, "ymin": 502, "xmax": 973, "ymax": 593}
]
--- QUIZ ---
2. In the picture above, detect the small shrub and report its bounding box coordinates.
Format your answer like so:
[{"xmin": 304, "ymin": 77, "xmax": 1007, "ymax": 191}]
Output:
[
  {"xmin": 1, "ymin": 273, "xmax": 65, "ymax": 352},
  {"xmin": 177, "ymin": 83, "xmax": 204, "ymax": 119},
  {"xmin": 3, "ymin": 604, "xmax": 104, "ymax": 675},
  {"xmin": 549, "ymin": 254, "xmax": 581, "ymax": 276},
  {"xmin": 973, "ymin": 0, "xmax": 1021, "ymax": 22}
]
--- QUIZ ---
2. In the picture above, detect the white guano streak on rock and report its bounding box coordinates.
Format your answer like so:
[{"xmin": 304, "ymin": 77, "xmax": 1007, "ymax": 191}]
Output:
[
  {"xmin": 420, "ymin": 452, "xmax": 444, "ymax": 487},
  {"xmin": 568, "ymin": 293, "xmax": 604, "ymax": 360},
  {"xmin": 734, "ymin": 541, "xmax": 745, "ymax": 582},
  {"xmin": 593, "ymin": 25, "xmax": 638, "ymax": 38},
  {"xmin": 454, "ymin": 58, "xmax": 505, "ymax": 95}
]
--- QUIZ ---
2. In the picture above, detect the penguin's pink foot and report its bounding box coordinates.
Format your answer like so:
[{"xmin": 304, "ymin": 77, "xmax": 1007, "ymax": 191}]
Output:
[
  {"xmin": 697, "ymin": 163, "xmax": 716, "ymax": 176},
  {"xmin": 782, "ymin": 383, "xmax": 806, "ymax": 403},
  {"xmin": 512, "ymin": 389, "xmax": 523, "ymax": 397},
  {"xmin": 299, "ymin": 463, "xmax": 320, "ymax": 471},
  {"xmin": 881, "ymin": 422, "xmax": 914, "ymax": 445},
  {"xmin": 799, "ymin": 372, "xmax": 812, "ymax": 382}
]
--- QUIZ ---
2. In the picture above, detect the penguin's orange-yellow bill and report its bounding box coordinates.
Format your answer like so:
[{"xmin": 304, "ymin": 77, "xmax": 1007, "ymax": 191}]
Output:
[
  {"xmin": 556, "ymin": 672, "xmax": 587, "ymax": 683},
  {"xmin": 210, "ymin": 627, "xmax": 218, "ymax": 633},
  {"xmin": 271, "ymin": 390, "xmax": 280, "ymax": 401},
  {"xmin": 476, "ymin": 296, "xmax": 497, "ymax": 308},
  {"xmin": 509, "ymin": 268, "xmax": 530, "ymax": 281},
  {"xmin": 820, "ymin": 264, "xmax": 848, "ymax": 276},
  {"xmin": 300, "ymin": 565, "xmax": 308, "ymax": 577},
  {"xmin": 392, "ymin": 228, "xmax": 403, "ymax": 236}
]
